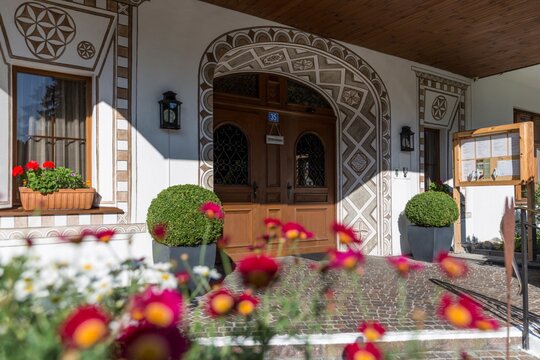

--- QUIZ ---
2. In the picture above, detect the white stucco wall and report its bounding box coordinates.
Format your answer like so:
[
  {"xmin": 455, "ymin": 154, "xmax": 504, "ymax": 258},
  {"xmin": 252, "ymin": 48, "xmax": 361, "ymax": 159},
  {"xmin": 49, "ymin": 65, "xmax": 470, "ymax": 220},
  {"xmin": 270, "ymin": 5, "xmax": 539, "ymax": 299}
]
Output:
[
  {"xmin": 466, "ymin": 65, "xmax": 540, "ymax": 242},
  {"xmin": 135, "ymin": 0, "xmax": 471, "ymax": 255}
]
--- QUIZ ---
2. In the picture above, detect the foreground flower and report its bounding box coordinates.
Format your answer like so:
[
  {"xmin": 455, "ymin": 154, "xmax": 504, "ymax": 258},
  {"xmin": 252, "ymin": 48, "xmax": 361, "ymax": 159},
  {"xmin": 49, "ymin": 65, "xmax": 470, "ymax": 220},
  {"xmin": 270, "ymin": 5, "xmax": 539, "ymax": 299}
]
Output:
[
  {"xmin": 59, "ymin": 305, "xmax": 110, "ymax": 349},
  {"xmin": 342, "ymin": 342, "xmax": 382, "ymax": 360},
  {"xmin": 237, "ymin": 254, "xmax": 280, "ymax": 289},
  {"xmin": 130, "ymin": 287, "xmax": 183, "ymax": 327},
  {"xmin": 332, "ymin": 222, "xmax": 361, "ymax": 246},
  {"xmin": 176, "ymin": 272, "xmax": 190, "ymax": 287},
  {"xmin": 118, "ymin": 323, "xmax": 190, "ymax": 360},
  {"xmin": 474, "ymin": 317, "xmax": 500, "ymax": 331},
  {"xmin": 436, "ymin": 252, "xmax": 468, "ymax": 278},
  {"xmin": 42, "ymin": 161, "xmax": 55, "ymax": 169},
  {"xmin": 193, "ymin": 265, "xmax": 221, "ymax": 280},
  {"xmin": 25, "ymin": 160, "xmax": 39, "ymax": 171},
  {"xmin": 264, "ymin": 217, "xmax": 281, "ymax": 230},
  {"xmin": 96, "ymin": 229, "xmax": 116, "ymax": 243},
  {"xmin": 282, "ymin": 222, "xmax": 305, "ymax": 240},
  {"xmin": 236, "ymin": 292, "xmax": 260, "ymax": 316},
  {"xmin": 359, "ymin": 321, "xmax": 386, "ymax": 342},
  {"xmin": 205, "ymin": 288, "xmax": 236, "ymax": 317},
  {"xmin": 438, "ymin": 293, "xmax": 481, "ymax": 329},
  {"xmin": 12, "ymin": 166, "xmax": 23, "ymax": 177},
  {"xmin": 152, "ymin": 224, "xmax": 167, "ymax": 240},
  {"xmin": 200, "ymin": 201, "xmax": 224, "ymax": 219},
  {"xmin": 387, "ymin": 256, "xmax": 424, "ymax": 277},
  {"xmin": 328, "ymin": 248, "xmax": 365, "ymax": 271}
]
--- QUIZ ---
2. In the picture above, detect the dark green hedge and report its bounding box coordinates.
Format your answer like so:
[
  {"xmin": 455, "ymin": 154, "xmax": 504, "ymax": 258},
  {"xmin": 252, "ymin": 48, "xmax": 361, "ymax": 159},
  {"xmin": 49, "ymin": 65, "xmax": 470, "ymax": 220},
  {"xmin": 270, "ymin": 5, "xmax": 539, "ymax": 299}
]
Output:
[
  {"xmin": 405, "ymin": 191, "xmax": 459, "ymax": 227},
  {"xmin": 146, "ymin": 184, "xmax": 223, "ymax": 247}
]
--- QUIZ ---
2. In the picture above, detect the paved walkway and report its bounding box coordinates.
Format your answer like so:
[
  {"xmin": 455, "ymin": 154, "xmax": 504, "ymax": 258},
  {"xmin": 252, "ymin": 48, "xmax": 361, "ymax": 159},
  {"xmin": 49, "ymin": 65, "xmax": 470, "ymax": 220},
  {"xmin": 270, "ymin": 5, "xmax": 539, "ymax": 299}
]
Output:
[{"xmin": 189, "ymin": 255, "xmax": 540, "ymax": 358}]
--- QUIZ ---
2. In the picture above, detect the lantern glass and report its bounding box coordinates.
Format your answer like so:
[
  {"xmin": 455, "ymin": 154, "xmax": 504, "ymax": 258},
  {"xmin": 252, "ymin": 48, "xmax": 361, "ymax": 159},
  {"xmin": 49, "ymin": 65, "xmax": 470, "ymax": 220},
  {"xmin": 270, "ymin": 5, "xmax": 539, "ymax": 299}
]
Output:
[
  {"xmin": 400, "ymin": 126, "xmax": 414, "ymax": 151},
  {"xmin": 159, "ymin": 91, "xmax": 182, "ymax": 130}
]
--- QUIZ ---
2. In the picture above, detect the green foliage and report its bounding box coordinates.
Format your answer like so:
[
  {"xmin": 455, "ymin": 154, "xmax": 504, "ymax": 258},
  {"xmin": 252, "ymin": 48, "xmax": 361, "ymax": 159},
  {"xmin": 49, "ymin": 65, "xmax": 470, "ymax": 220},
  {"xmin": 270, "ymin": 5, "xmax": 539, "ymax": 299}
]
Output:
[
  {"xmin": 428, "ymin": 180, "xmax": 452, "ymax": 195},
  {"xmin": 25, "ymin": 167, "xmax": 86, "ymax": 195},
  {"xmin": 405, "ymin": 191, "xmax": 459, "ymax": 227},
  {"xmin": 146, "ymin": 184, "xmax": 223, "ymax": 247}
]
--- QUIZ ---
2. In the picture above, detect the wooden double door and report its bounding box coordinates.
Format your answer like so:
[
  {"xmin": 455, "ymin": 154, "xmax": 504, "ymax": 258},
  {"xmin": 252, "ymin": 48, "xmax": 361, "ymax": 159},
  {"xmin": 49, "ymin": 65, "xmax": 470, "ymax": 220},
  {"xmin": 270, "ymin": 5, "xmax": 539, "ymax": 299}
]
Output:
[{"xmin": 214, "ymin": 106, "xmax": 336, "ymax": 260}]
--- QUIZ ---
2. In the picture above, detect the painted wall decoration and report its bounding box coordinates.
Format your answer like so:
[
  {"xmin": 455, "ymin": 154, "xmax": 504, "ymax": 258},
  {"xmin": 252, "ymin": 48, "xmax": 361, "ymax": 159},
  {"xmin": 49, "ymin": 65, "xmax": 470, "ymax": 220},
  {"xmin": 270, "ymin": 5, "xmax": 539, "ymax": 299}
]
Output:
[
  {"xmin": 0, "ymin": 0, "xmax": 115, "ymax": 71},
  {"xmin": 199, "ymin": 27, "xmax": 393, "ymax": 256},
  {"xmin": 415, "ymin": 70, "xmax": 469, "ymax": 190}
]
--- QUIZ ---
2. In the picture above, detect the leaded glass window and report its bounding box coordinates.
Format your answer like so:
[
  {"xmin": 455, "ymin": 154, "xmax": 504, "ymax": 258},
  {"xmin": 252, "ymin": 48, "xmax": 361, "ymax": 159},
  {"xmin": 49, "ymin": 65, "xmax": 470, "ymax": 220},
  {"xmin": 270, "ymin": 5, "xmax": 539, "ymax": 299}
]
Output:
[
  {"xmin": 214, "ymin": 124, "xmax": 249, "ymax": 185},
  {"xmin": 296, "ymin": 133, "xmax": 325, "ymax": 187},
  {"xmin": 287, "ymin": 80, "xmax": 331, "ymax": 109},
  {"xmin": 214, "ymin": 74, "xmax": 259, "ymax": 98}
]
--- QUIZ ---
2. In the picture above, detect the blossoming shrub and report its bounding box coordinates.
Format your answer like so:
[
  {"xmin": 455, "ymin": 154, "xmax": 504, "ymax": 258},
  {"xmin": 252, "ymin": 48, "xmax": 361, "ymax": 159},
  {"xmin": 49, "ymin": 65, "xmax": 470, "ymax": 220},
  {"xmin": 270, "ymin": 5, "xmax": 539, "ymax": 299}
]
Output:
[{"xmin": 146, "ymin": 184, "xmax": 223, "ymax": 246}]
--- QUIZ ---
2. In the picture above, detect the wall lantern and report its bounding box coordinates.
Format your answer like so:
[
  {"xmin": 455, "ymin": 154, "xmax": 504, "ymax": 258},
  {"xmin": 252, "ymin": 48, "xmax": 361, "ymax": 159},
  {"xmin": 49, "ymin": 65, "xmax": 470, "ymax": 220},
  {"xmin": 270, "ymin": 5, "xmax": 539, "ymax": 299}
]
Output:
[
  {"xmin": 159, "ymin": 91, "xmax": 182, "ymax": 130},
  {"xmin": 400, "ymin": 126, "xmax": 415, "ymax": 151}
]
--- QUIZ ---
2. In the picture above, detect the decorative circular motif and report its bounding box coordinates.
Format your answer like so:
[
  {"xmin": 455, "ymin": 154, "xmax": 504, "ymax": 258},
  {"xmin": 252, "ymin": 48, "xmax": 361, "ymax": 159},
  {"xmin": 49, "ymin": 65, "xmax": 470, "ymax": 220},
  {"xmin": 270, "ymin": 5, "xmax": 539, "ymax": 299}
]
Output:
[
  {"xmin": 77, "ymin": 41, "xmax": 95, "ymax": 59},
  {"xmin": 14, "ymin": 2, "xmax": 76, "ymax": 60},
  {"xmin": 431, "ymin": 95, "xmax": 447, "ymax": 121}
]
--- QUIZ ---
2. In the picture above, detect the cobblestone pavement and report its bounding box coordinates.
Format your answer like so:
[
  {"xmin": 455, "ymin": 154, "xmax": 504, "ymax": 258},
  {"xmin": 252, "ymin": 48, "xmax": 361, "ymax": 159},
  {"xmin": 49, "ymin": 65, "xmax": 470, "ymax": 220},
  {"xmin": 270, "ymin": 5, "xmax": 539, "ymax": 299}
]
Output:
[
  {"xmin": 390, "ymin": 350, "xmax": 537, "ymax": 359},
  {"xmin": 189, "ymin": 256, "xmax": 540, "ymax": 336}
]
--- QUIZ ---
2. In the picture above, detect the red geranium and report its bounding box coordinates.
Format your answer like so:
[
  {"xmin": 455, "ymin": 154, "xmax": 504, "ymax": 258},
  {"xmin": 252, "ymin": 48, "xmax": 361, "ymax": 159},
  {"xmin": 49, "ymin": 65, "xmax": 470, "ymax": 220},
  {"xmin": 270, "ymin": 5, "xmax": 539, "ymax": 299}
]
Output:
[
  {"xmin": 42, "ymin": 161, "xmax": 55, "ymax": 169},
  {"xmin": 237, "ymin": 254, "xmax": 280, "ymax": 289},
  {"xmin": 59, "ymin": 305, "xmax": 110, "ymax": 349},
  {"xmin": 25, "ymin": 160, "xmax": 39, "ymax": 171},
  {"xmin": 12, "ymin": 166, "xmax": 24, "ymax": 177}
]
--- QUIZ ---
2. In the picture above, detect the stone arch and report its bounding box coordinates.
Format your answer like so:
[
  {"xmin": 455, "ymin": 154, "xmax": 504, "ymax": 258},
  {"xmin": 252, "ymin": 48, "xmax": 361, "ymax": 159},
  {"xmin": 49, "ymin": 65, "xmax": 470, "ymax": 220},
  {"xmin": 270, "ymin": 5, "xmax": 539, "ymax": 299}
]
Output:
[{"xmin": 198, "ymin": 27, "xmax": 392, "ymax": 255}]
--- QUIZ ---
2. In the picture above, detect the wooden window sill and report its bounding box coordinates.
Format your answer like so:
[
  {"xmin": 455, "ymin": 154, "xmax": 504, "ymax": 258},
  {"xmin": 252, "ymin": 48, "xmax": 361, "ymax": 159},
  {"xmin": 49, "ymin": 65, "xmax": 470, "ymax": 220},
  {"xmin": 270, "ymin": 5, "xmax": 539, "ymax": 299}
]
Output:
[{"xmin": 0, "ymin": 207, "xmax": 124, "ymax": 217}]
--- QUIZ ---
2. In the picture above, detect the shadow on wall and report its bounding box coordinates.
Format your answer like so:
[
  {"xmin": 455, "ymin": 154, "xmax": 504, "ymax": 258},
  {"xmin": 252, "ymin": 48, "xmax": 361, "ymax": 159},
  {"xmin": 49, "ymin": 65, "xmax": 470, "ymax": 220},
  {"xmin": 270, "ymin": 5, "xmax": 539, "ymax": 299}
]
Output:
[{"xmin": 398, "ymin": 211, "xmax": 411, "ymax": 255}]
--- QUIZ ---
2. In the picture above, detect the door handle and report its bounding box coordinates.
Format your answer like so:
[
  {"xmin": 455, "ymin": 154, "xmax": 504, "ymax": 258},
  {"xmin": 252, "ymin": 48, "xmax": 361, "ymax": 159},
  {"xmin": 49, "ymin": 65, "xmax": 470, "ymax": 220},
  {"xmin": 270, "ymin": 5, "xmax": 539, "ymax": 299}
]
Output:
[
  {"xmin": 287, "ymin": 182, "xmax": 293, "ymax": 201},
  {"xmin": 252, "ymin": 181, "xmax": 258, "ymax": 199}
]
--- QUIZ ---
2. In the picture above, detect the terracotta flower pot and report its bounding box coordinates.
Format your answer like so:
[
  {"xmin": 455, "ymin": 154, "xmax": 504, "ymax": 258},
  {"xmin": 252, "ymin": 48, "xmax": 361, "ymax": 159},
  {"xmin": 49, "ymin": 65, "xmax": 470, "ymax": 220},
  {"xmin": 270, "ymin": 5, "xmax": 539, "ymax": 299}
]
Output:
[{"xmin": 19, "ymin": 187, "xmax": 96, "ymax": 211}]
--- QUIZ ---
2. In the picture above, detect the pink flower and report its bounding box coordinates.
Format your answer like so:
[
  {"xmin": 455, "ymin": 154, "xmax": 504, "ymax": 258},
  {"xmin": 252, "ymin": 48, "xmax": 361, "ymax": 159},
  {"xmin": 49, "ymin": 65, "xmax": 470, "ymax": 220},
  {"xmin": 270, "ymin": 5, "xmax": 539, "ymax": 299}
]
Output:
[
  {"xmin": 342, "ymin": 342, "xmax": 382, "ymax": 360},
  {"xmin": 200, "ymin": 201, "xmax": 224, "ymax": 219},
  {"xmin": 96, "ymin": 229, "xmax": 116, "ymax": 243},
  {"xmin": 264, "ymin": 217, "xmax": 281, "ymax": 229},
  {"xmin": 152, "ymin": 224, "xmax": 167, "ymax": 241},
  {"xmin": 358, "ymin": 321, "xmax": 386, "ymax": 342},
  {"xmin": 236, "ymin": 291, "xmax": 260, "ymax": 316},
  {"xmin": 327, "ymin": 248, "xmax": 365, "ymax": 271},
  {"xmin": 237, "ymin": 254, "xmax": 280, "ymax": 289},
  {"xmin": 129, "ymin": 286, "xmax": 183, "ymax": 327},
  {"xmin": 436, "ymin": 252, "xmax": 468, "ymax": 278},
  {"xmin": 205, "ymin": 288, "xmax": 236, "ymax": 317},
  {"xmin": 387, "ymin": 256, "xmax": 424, "ymax": 277},
  {"xmin": 118, "ymin": 323, "xmax": 190, "ymax": 360},
  {"xmin": 331, "ymin": 222, "xmax": 361, "ymax": 246},
  {"xmin": 59, "ymin": 305, "xmax": 110, "ymax": 349}
]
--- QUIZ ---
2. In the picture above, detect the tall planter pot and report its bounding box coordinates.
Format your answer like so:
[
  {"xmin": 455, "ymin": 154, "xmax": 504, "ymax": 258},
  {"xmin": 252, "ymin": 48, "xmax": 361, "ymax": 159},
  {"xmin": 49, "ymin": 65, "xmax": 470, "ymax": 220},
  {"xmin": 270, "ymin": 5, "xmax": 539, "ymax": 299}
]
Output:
[
  {"xmin": 19, "ymin": 187, "xmax": 95, "ymax": 211},
  {"xmin": 152, "ymin": 240, "xmax": 216, "ymax": 291},
  {"xmin": 407, "ymin": 225, "xmax": 453, "ymax": 262}
]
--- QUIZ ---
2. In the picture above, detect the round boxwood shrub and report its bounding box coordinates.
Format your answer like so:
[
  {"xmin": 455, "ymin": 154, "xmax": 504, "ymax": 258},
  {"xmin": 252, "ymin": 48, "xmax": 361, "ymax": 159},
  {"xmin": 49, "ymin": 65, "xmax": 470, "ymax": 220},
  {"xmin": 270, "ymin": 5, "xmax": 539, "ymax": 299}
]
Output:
[
  {"xmin": 147, "ymin": 184, "xmax": 223, "ymax": 247},
  {"xmin": 405, "ymin": 191, "xmax": 459, "ymax": 227}
]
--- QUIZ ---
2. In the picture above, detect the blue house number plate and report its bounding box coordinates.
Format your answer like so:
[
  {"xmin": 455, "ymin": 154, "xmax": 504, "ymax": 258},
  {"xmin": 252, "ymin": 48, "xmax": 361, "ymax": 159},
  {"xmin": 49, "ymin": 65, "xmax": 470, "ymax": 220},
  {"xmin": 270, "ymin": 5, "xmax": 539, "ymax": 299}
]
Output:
[{"xmin": 268, "ymin": 112, "xmax": 279, "ymax": 123}]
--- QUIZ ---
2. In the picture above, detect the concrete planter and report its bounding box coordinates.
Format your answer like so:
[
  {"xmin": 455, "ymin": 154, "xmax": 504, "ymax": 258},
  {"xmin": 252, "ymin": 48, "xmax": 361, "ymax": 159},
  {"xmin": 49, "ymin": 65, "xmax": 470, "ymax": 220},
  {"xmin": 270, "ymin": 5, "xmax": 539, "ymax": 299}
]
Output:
[
  {"xmin": 407, "ymin": 225, "xmax": 453, "ymax": 262},
  {"xmin": 152, "ymin": 240, "xmax": 216, "ymax": 291},
  {"xmin": 19, "ymin": 187, "xmax": 95, "ymax": 211}
]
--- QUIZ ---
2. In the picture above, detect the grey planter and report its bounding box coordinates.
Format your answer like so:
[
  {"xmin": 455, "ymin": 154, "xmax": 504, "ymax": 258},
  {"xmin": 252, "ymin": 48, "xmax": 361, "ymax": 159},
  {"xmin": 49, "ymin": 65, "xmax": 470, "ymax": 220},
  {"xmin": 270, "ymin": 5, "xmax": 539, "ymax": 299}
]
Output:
[
  {"xmin": 152, "ymin": 240, "xmax": 216, "ymax": 291},
  {"xmin": 407, "ymin": 225, "xmax": 453, "ymax": 262}
]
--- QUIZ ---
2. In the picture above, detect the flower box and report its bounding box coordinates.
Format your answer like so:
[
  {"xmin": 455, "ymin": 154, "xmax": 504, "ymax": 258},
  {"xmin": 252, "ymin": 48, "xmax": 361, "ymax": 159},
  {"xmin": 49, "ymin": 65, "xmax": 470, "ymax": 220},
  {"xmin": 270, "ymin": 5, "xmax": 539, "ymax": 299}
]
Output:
[{"xmin": 19, "ymin": 187, "xmax": 96, "ymax": 211}]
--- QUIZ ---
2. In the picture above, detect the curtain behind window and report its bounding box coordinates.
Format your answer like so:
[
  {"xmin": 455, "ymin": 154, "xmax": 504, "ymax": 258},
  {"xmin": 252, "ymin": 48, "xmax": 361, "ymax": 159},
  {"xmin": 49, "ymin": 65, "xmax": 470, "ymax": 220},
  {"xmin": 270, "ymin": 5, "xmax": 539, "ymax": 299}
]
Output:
[{"xmin": 16, "ymin": 72, "xmax": 87, "ymax": 179}]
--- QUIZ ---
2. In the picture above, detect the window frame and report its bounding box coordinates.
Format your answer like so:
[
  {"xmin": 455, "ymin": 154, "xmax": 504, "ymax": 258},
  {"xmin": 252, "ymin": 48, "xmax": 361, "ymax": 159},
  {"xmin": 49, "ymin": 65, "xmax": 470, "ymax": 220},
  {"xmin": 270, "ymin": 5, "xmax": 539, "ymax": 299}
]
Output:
[
  {"xmin": 424, "ymin": 127, "xmax": 441, "ymax": 190},
  {"xmin": 12, "ymin": 66, "xmax": 93, "ymax": 203}
]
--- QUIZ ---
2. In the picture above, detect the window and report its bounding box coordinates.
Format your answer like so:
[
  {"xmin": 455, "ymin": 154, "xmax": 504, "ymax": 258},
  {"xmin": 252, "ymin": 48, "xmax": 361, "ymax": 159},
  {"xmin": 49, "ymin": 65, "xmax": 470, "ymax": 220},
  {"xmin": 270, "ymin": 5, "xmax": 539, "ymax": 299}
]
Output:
[
  {"xmin": 424, "ymin": 128, "xmax": 440, "ymax": 190},
  {"xmin": 296, "ymin": 133, "xmax": 325, "ymax": 187},
  {"xmin": 13, "ymin": 68, "xmax": 91, "ymax": 190},
  {"xmin": 514, "ymin": 109, "xmax": 540, "ymax": 201},
  {"xmin": 214, "ymin": 124, "xmax": 249, "ymax": 185}
]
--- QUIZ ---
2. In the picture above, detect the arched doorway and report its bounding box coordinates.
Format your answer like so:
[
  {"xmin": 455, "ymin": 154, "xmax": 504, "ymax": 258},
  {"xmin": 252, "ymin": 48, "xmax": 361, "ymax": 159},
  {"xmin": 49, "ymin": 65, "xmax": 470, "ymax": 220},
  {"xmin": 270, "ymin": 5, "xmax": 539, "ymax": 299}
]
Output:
[
  {"xmin": 213, "ymin": 73, "xmax": 336, "ymax": 258},
  {"xmin": 199, "ymin": 27, "xmax": 393, "ymax": 256}
]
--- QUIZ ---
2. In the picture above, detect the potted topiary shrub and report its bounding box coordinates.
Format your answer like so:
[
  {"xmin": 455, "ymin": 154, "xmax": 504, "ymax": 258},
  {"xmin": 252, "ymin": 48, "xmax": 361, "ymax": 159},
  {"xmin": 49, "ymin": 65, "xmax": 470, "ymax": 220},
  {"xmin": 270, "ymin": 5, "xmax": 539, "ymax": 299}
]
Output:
[
  {"xmin": 146, "ymin": 184, "xmax": 224, "ymax": 287},
  {"xmin": 12, "ymin": 161, "xmax": 95, "ymax": 211},
  {"xmin": 405, "ymin": 190, "xmax": 459, "ymax": 262}
]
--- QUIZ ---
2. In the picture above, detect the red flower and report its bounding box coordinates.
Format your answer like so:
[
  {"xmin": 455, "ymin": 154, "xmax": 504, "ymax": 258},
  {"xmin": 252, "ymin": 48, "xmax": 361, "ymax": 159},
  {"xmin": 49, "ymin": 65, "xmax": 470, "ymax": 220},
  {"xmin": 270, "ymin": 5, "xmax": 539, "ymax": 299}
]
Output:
[
  {"xmin": 96, "ymin": 229, "xmax": 116, "ymax": 243},
  {"xmin": 282, "ymin": 222, "xmax": 307, "ymax": 240},
  {"xmin": 152, "ymin": 224, "xmax": 167, "ymax": 241},
  {"xmin": 327, "ymin": 248, "xmax": 365, "ymax": 271},
  {"xmin": 342, "ymin": 342, "xmax": 382, "ymax": 360},
  {"xmin": 118, "ymin": 323, "xmax": 190, "ymax": 360},
  {"xmin": 358, "ymin": 321, "xmax": 386, "ymax": 342},
  {"xmin": 438, "ymin": 293, "xmax": 482, "ymax": 329},
  {"xmin": 332, "ymin": 222, "xmax": 361, "ymax": 246},
  {"xmin": 200, "ymin": 201, "xmax": 224, "ymax": 219},
  {"xmin": 436, "ymin": 252, "xmax": 468, "ymax": 278},
  {"xmin": 205, "ymin": 288, "xmax": 236, "ymax": 317},
  {"xmin": 25, "ymin": 160, "xmax": 39, "ymax": 171},
  {"xmin": 387, "ymin": 256, "xmax": 424, "ymax": 277},
  {"xmin": 130, "ymin": 286, "xmax": 183, "ymax": 327},
  {"xmin": 237, "ymin": 254, "xmax": 280, "ymax": 289},
  {"xmin": 264, "ymin": 217, "xmax": 281, "ymax": 229},
  {"xmin": 42, "ymin": 161, "xmax": 55, "ymax": 169},
  {"xmin": 474, "ymin": 318, "xmax": 500, "ymax": 331},
  {"xmin": 12, "ymin": 166, "xmax": 24, "ymax": 177},
  {"xmin": 236, "ymin": 291, "xmax": 259, "ymax": 316},
  {"xmin": 176, "ymin": 272, "xmax": 190, "ymax": 287},
  {"xmin": 59, "ymin": 305, "xmax": 110, "ymax": 349},
  {"xmin": 216, "ymin": 236, "xmax": 230, "ymax": 249}
]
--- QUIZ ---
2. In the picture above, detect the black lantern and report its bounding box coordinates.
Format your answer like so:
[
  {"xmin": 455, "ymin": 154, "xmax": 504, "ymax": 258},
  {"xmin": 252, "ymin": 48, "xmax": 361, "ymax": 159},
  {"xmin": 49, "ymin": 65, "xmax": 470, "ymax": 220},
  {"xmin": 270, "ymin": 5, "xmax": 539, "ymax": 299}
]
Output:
[
  {"xmin": 159, "ymin": 91, "xmax": 182, "ymax": 130},
  {"xmin": 400, "ymin": 126, "xmax": 415, "ymax": 151}
]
